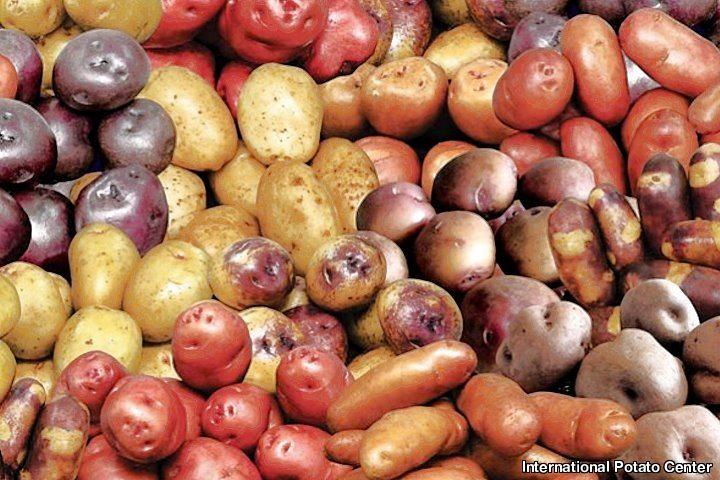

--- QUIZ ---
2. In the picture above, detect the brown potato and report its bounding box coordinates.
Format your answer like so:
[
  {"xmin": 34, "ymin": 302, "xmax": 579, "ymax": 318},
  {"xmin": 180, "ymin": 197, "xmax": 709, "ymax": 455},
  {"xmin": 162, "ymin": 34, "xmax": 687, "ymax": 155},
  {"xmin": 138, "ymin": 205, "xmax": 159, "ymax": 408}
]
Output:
[
  {"xmin": 209, "ymin": 142, "xmax": 266, "ymax": 217},
  {"xmin": 688, "ymin": 143, "xmax": 720, "ymax": 221},
  {"xmin": 355, "ymin": 136, "xmax": 421, "ymax": 185},
  {"xmin": 326, "ymin": 430, "xmax": 363, "ymax": 466},
  {"xmin": 0, "ymin": 379, "xmax": 46, "ymax": 470},
  {"xmin": 421, "ymin": 141, "xmax": 474, "ymax": 199},
  {"xmin": 158, "ymin": 165, "xmax": 207, "ymax": 239},
  {"xmin": 430, "ymin": 0, "xmax": 471, "ymax": 26},
  {"xmin": 178, "ymin": 205, "xmax": 260, "ymax": 259},
  {"xmin": 423, "ymin": 24, "xmax": 505, "ymax": 79},
  {"xmin": 683, "ymin": 317, "xmax": 720, "ymax": 403},
  {"xmin": 689, "ymin": 81, "xmax": 720, "ymax": 134},
  {"xmin": 347, "ymin": 345, "xmax": 396, "ymax": 379},
  {"xmin": 383, "ymin": 0, "xmax": 432, "ymax": 62},
  {"xmin": 320, "ymin": 64, "xmax": 376, "ymax": 139},
  {"xmin": 519, "ymin": 157, "xmax": 596, "ymax": 207}
]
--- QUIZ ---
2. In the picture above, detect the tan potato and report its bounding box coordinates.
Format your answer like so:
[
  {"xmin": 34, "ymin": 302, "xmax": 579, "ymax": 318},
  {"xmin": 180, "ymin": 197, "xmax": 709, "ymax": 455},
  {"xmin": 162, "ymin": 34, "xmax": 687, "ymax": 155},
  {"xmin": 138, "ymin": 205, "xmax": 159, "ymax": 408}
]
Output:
[
  {"xmin": 138, "ymin": 343, "xmax": 180, "ymax": 380},
  {"xmin": 0, "ymin": 0, "xmax": 65, "ymax": 37},
  {"xmin": 0, "ymin": 274, "xmax": 20, "ymax": 338},
  {"xmin": 64, "ymin": 0, "xmax": 161, "ymax": 42},
  {"xmin": 320, "ymin": 64, "xmax": 376, "ymax": 139},
  {"xmin": 256, "ymin": 161, "xmax": 342, "ymax": 275},
  {"xmin": 69, "ymin": 172, "xmax": 101, "ymax": 204},
  {"xmin": 47, "ymin": 273, "xmax": 72, "ymax": 318},
  {"xmin": 431, "ymin": 0, "xmax": 472, "ymax": 26},
  {"xmin": 122, "ymin": 240, "xmax": 212, "ymax": 343},
  {"xmin": 348, "ymin": 308, "xmax": 387, "ymax": 351},
  {"xmin": 177, "ymin": 205, "xmax": 260, "ymax": 259},
  {"xmin": 209, "ymin": 142, "xmax": 266, "ymax": 217},
  {"xmin": 0, "ymin": 340, "xmax": 15, "ymax": 401},
  {"xmin": 238, "ymin": 63, "xmax": 323, "ymax": 165},
  {"xmin": 158, "ymin": 164, "xmax": 207, "ymax": 239},
  {"xmin": 348, "ymin": 345, "xmax": 397, "ymax": 379},
  {"xmin": 312, "ymin": 138, "xmax": 380, "ymax": 232},
  {"xmin": 34, "ymin": 20, "xmax": 83, "ymax": 96},
  {"xmin": 424, "ymin": 24, "xmax": 505, "ymax": 78},
  {"xmin": 0, "ymin": 262, "xmax": 67, "ymax": 360},
  {"xmin": 13, "ymin": 360, "xmax": 55, "ymax": 396},
  {"xmin": 138, "ymin": 66, "xmax": 238, "ymax": 172},
  {"xmin": 69, "ymin": 223, "xmax": 140, "ymax": 311},
  {"xmin": 53, "ymin": 306, "xmax": 142, "ymax": 376}
]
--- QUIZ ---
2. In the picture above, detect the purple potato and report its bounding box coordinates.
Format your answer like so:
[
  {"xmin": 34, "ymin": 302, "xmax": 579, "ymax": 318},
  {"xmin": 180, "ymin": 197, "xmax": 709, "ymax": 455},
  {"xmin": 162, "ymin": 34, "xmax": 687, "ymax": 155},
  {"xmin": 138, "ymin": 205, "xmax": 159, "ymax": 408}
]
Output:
[
  {"xmin": 0, "ymin": 29, "xmax": 42, "ymax": 104},
  {"xmin": 466, "ymin": 0, "xmax": 569, "ymax": 41},
  {"xmin": 284, "ymin": 304, "xmax": 349, "ymax": 362},
  {"xmin": 508, "ymin": 12, "xmax": 566, "ymax": 63},
  {"xmin": 353, "ymin": 230, "xmax": 409, "ymax": 286},
  {"xmin": 53, "ymin": 29, "xmax": 151, "ymax": 111},
  {"xmin": 624, "ymin": 54, "xmax": 661, "ymax": 104},
  {"xmin": 36, "ymin": 97, "xmax": 94, "ymax": 181},
  {"xmin": 623, "ymin": 0, "xmax": 716, "ymax": 26},
  {"xmin": 74, "ymin": 165, "xmax": 168, "ymax": 254},
  {"xmin": 98, "ymin": 99, "xmax": 175, "ymax": 174},
  {"xmin": 578, "ymin": 0, "xmax": 626, "ymax": 23},
  {"xmin": 13, "ymin": 188, "xmax": 74, "ymax": 274},
  {"xmin": 0, "ymin": 99, "xmax": 57, "ymax": 188},
  {"xmin": 0, "ymin": 188, "xmax": 30, "ymax": 266}
]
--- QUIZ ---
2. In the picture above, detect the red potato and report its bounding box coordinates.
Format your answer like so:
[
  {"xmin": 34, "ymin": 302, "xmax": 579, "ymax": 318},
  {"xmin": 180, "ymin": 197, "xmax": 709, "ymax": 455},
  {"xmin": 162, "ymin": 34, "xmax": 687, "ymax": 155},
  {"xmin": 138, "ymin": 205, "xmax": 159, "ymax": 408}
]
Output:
[
  {"xmin": 0, "ymin": 55, "xmax": 17, "ymax": 99},
  {"xmin": 421, "ymin": 141, "xmax": 474, "ymax": 198},
  {"xmin": 216, "ymin": 61, "xmax": 253, "ymax": 120},
  {"xmin": 284, "ymin": 305, "xmax": 348, "ymax": 361},
  {"xmin": 493, "ymin": 48, "xmax": 574, "ymax": 131},
  {"xmin": 78, "ymin": 435, "xmax": 159, "ymax": 480},
  {"xmin": 256, "ymin": 425, "xmax": 352, "ymax": 480},
  {"xmin": 427, "ymin": 456, "xmax": 486, "ymax": 478},
  {"xmin": 518, "ymin": 157, "xmax": 596, "ymax": 207},
  {"xmin": 145, "ymin": 42, "xmax": 216, "ymax": 85},
  {"xmin": 100, "ymin": 376, "xmax": 186, "ymax": 464},
  {"xmin": 619, "ymin": 8, "xmax": 720, "ymax": 97},
  {"xmin": 145, "ymin": 0, "xmax": 227, "ymax": 48},
  {"xmin": 457, "ymin": 374, "xmax": 541, "ymax": 457},
  {"xmin": 201, "ymin": 383, "xmax": 282, "ymax": 453},
  {"xmin": 538, "ymin": 101, "xmax": 583, "ymax": 141},
  {"xmin": 355, "ymin": 136, "xmax": 421, "ymax": 186},
  {"xmin": 172, "ymin": 300, "xmax": 252, "ymax": 391},
  {"xmin": 326, "ymin": 430, "xmax": 364, "ymax": 466},
  {"xmin": 688, "ymin": 143, "xmax": 720, "ymax": 220},
  {"xmin": 401, "ymin": 467, "xmax": 486, "ymax": 480},
  {"xmin": 621, "ymin": 88, "xmax": 690, "ymax": 149},
  {"xmin": 560, "ymin": 15, "xmax": 629, "ymax": 126},
  {"xmin": 560, "ymin": 117, "xmax": 627, "ymax": 194},
  {"xmin": 702, "ymin": 131, "xmax": 720, "ymax": 144},
  {"xmin": 162, "ymin": 437, "xmax": 261, "ymax": 480},
  {"xmin": 276, "ymin": 346, "xmax": 353, "ymax": 427},
  {"xmin": 689, "ymin": 81, "xmax": 720, "ymax": 134},
  {"xmin": 0, "ymin": 379, "xmax": 45, "ymax": 470},
  {"xmin": 162, "ymin": 380, "xmax": 204, "ymax": 441},
  {"xmin": 500, "ymin": 133, "xmax": 560, "ymax": 177}
]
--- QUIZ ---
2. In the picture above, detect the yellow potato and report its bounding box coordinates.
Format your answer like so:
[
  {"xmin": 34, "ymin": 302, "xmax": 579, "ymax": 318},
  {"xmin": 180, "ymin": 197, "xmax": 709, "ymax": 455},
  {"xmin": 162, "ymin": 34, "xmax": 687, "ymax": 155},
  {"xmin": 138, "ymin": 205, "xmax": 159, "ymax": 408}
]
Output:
[
  {"xmin": 238, "ymin": 63, "xmax": 323, "ymax": 165},
  {"xmin": 123, "ymin": 240, "xmax": 212, "ymax": 343},
  {"xmin": 0, "ymin": 0, "xmax": 65, "ymax": 37},
  {"xmin": 0, "ymin": 273, "xmax": 20, "ymax": 337},
  {"xmin": 279, "ymin": 276, "xmax": 310, "ymax": 312},
  {"xmin": 13, "ymin": 359, "xmax": 55, "ymax": 395},
  {"xmin": 138, "ymin": 343, "xmax": 180, "ymax": 380},
  {"xmin": 257, "ymin": 161, "xmax": 342, "ymax": 275},
  {"xmin": 178, "ymin": 205, "xmax": 260, "ymax": 259},
  {"xmin": 48, "ymin": 272, "xmax": 72, "ymax": 318},
  {"xmin": 348, "ymin": 345, "xmax": 397, "ymax": 379},
  {"xmin": 64, "ymin": 0, "xmax": 162, "ymax": 42},
  {"xmin": 69, "ymin": 223, "xmax": 140, "ymax": 311},
  {"xmin": 0, "ymin": 340, "xmax": 16, "ymax": 400},
  {"xmin": 35, "ymin": 20, "xmax": 83, "ymax": 96},
  {"xmin": 312, "ymin": 138, "xmax": 380, "ymax": 233},
  {"xmin": 138, "ymin": 67, "xmax": 238, "ymax": 172},
  {"xmin": 0, "ymin": 262, "xmax": 67, "ymax": 360},
  {"xmin": 347, "ymin": 303, "xmax": 386, "ymax": 351},
  {"xmin": 69, "ymin": 172, "xmax": 101, "ymax": 204},
  {"xmin": 209, "ymin": 142, "xmax": 266, "ymax": 217},
  {"xmin": 431, "ymin": 0, "xmax": 472, "ymax": 27},
  {"xmin": 424, "ymin": 23, "xmax": 506, "ymax": 78},
  {"xmin": 53, "ymin": 306, "xmax": 142, "ymax": 376},
  {"xmin": 158, "ymin": 165, "xmax": 207, "ymax": 239}
]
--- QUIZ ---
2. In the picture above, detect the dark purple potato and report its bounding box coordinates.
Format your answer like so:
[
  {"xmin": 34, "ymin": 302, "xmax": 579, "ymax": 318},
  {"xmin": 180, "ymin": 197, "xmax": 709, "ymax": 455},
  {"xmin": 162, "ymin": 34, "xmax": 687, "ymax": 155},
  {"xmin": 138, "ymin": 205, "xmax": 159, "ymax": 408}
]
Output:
[
  {"xmin": 98, "ymin": 99, "xmax": 176, "ymax": 174},
  {"xmin": 353, "ymin": 230, "xmax": 409, "ymax": 286},
  {"xmin": 36, "ymin": 97, "xmax": 94, "ymax": 181},
  {"xmin": 578, "ymin": 0, "xmax": 626, "ymax": 23},
  {"xmin": 13, "ymin": 188, "xmax": 74, "ymax": 274},
  {"xmin": 0, "ymin": 99, "xmax": 57, "ymax": 188},
  {"xmin": 0, "ymin": 188, "xmax": 30, "ymax": 266},
  {"xmin": 53, "ymin": 29, "xmax": 151, "ymax": 111},
  {"xmin": 508, "ymin": 12, "xmax": 566, "ymax": 63},
  {"xmin": 431, "ymin": 148, "xmax": 517, "ymax": 218},
  {"xmin": 466, "ymin": 0, "xmax": 569, "ymax": 41},
  {"xmin": 285, "ymin": 304, "xmax": 349, "ymax": 362},
  {"xmin": 0, "ymin": 29, "xmax": 42, "ymax": 103},
  {"xmin": 624, "ymin": 54, "xmax": 660, "ymax": 104},
  {"xmin": 74, "ymin": 165, "xmax": 168, "ymax": 255},
  {"xmin": 623, "ymin": 0, "xmax": 716, "ymax": 26},
  {"xmin": 356, "ymin": 182, "xmax": 435, "ymax": 244}
]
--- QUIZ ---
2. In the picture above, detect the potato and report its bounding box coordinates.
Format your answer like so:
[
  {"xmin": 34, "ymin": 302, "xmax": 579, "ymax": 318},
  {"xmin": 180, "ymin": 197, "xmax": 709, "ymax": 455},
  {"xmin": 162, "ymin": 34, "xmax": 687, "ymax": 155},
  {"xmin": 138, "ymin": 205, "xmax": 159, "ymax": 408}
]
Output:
[
  {"xmin": 320, "ymin": 64, "xmax": 375, "ymax": 139},
  {"xmin": 34, "ymin": 21, "xmax": 82, "ymax": 96},
  {"xmin": 0, "ymin": 262, "xmax": 67, "ymax": 360},
  {"xmin": 69, "ymin": 172, "xmax": 101, "ymax": 204},
  {"xmin": 158, "ymin": 164, "xmax": 207, "ymax": 239},
  {"xmin": 138, "ymin": 66, "xmax": 238, "ymax": 172},
  {"xmin": 312, "ymin": 138, "xmax": 380, "ymax": 233},
  {"xmin": 423, "ymin": 24, "xmax": 505, "ymax": 79},
  {"xmin": 13, "ymin": 359, "xmax": 55, "ymax": 396},
  {"xmin": 48, "ymin": 273, "xmax": 72, "ymax": 318},
  {"xmin": 53, "ymin": 306, "xmax": 142, "ymax": 376},
  {"xmin": 280, "ymin": 276, "xmax": 311, "ymax": 312},
  {"xmin": 0, "ymin": 340, "xmax": 15, "ymax": 401},
  {"xmin": 519, "ymin": 157, "xmax": 596, "ymax": 207},
  {"xmin": 64, "ymin": 0, "xmax": 162, "ymax": 42},
  {"xmin": 430, "ymin": 0, "xmax": 471, "ymax": 26},
  {"xmin": 0, "ymin": 378, "xmax": 46, "ymax": 470},
  {"xmin": 123, "ymin": 240, "xmax": 212, "ymax": 342},
  {"xmin": 0, "ymin": 0, "xmax": 65, "ymax": 37},
  {"xmin": 238, "ymin": 63, "xmax": 323, "ymax": 165},
  {"xmin": 69, "ymin": 223, "xmax": 140, "ymax": 311},
  {"xmin": 256, "ymin": 161, "xmax": 342, "ymax": 275},
  {"xmin": 684, "ymin": 318, "xmax": 720, "ymax": 404},
  {"xmin": 209, "ymin": 142, "xmax": 266, "ymax": 217},
  {"xmin": 0, "ymin": 273, "xmax": 19, "ymax": 337},
  {"xmin": 178, "ymin": 205, "xmax": 260, "ymax": 259},
  {"xmin": 348, "ymin": 345, "xmax": 396, "ymax": 379},
  {"xmin": 138, "ymin": 343, "xmax": 180, "ymax": 380},
  {"xmin": 384, "ymin": 0, "xmax": 432, "ymax": 62}
]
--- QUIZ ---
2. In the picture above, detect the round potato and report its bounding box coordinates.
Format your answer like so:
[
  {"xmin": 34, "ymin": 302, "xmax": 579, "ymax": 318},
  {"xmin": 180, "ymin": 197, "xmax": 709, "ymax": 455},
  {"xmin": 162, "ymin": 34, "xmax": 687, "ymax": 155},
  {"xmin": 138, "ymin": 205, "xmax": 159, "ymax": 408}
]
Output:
[
  {"xmin": 158, "ymin": 164, "xmax": 207, "ymax": 239},
  {"xmin": 0, "ymin": 0, "xmax": 65, "ymax": 37},
  {"xmin": 48, "ymin": 272, "xmax": 72, "ymax": 318},
  {"xmin": 0, "ymin": 273, "xmax": 20, "ymax": 337},
  {"xmin": 238, "ymin": 63, "xmax": 323, "ymax": 165},
  {"xmin": 123, "ymin": 240, "xmax": 212, "ymax": 343},
  {"xmin": 209, "ymin": 142, "xmax": 266, "ymax": 217},
  {"xmin": 423, "ymin": 23, "xmax": 505, "ymax": 78},
  {"xmin": 347, "ymin": 345, "xmax": 396, "ymax": 379},
  {"xmin": 0, "ymin": 262, "xmax": 67, "ymax": 360},
  {"xmin": 64, "ymin": 0, "xmax": 162, "ymax": 42},
  {"xmin": 138, "ymin": 343, "xmax": 180, "ymax": 380},
  {"xmin": 34, "ymin": 21, "xmax": 83, "ymax": 96},
  {"xmin": 431, "ymin": 0, "xmax": 471, "ymax": 26},
  {"xmin": 12, "ymin": 359, "xmax": 55, "ymax": 395},
  {"xmin": 69, "ymin": 223, "xmax": 140, "ymax": 311},
  {"xmin": 312, "ymin": 138, "xmax": 380, "ymax": 233},
  {"xmin": 138, "ymin": 66, "xmax": 238, "ymax": 172},
  {"xmin": 256, "ymin": 161, "xmax": 342, "ymax": 275},
  {"xmin": 178, "ymin": 205, "xmax": 260, "ymax": 259},
  {"xmin": 53, "ymin": 306, "xmax": 142, "ymax": 376},
  {"xmin": 0, "ymin": 339, "xmax": 16, "ymax": 400}
]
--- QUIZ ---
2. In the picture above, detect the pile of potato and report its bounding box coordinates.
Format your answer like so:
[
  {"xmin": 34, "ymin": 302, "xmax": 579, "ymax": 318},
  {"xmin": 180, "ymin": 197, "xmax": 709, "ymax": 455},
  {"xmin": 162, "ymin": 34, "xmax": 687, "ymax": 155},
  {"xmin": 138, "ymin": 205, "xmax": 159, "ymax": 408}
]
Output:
[{"xmin": 1, "ymin": 0, "xmax": 720, "ymax": 479}]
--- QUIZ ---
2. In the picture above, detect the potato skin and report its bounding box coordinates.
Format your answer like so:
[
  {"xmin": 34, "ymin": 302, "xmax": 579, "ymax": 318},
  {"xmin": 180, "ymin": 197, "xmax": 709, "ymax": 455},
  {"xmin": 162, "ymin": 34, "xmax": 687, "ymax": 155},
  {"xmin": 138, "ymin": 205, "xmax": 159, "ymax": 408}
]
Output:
[
  {"xmin": 518, "ymin": 157, "xmax": 595, "ymax": 207},
  {"xmin": 20, "ymin": 394, "xmax": 89, "ymax": 480},
  {"xmin": 422, "ymin": 141, "xmax": 474, "ymax": 198},
  {"xmin": 661, "ymin": 220, "xmax": 720, "ymax": 268},
  {"xmin": 496, "ymin": 207, "xmax": 558, "ymax": 284},
  {"xmin": 34, "ymin": 22, "xmax": 83, "ymax": 96},
  {"xmin": 356, "ymin": 136, "xmax": 421, "ymax": 186},
  {"xmin": 548, "ymin": 198, "xmax": 616, "ymax": 308},
  {"xmin": 78, "ymin": 434, "xmax": 159, "ymax": 480},
  {"xmin": 347, "ymin": 345, "xmax": 396, "ymax": 379},
  {"xmin": 0, "ymin": 274, "xmax": 19, "ymax": 337},
  {"xmin": 209, "ymin": 142, "xmax": 266, "ymax": 217},
  {"xmin": 158, "ymin": 165, "xmax": 206, "ymax": 239},
  {"xmin": 0, "ymin": 0, "xmax": 65, "ymax": 37},
  {"xmin": 13, "ymin": 360, "xmax": 55, "ymax": 398},
  {"xmin": 69, "ymin": 223, "xmax": 140, "ymax": 310},
  {"xmin": 621, "ymin": 88, "xmax": 690, "ymax": 150},
  {"xmin": 326, "ymin": 430, "xmax": 364, "ymax": 466},
  {"xmin": 423, "ymin": 24, "xmax": 505, "ymax": 79},
  {"xmin": 138, "ymin": 343, "xmax": 179, "ymax": 380},
  {"xmin": 178, "ymin": 205, "xmax": 259, "ymax": 259},
  {"xmin": 401, "ymin": 467, "xmax": 486, "ymax": 480},
  {"xmin": 162, "ymin": 437, "xmax": 261, "ymax": 480},
  {"xmin": 64, "ymin": 0, "xmax": 161, "ymax": 42},
  {"xmin": 0, "ymin": 379, "xmax": 45, "ymax": 470},
  {"xmin": 619, "ymin": 8, "xmax": 720, "ymax": 97},
  {"xmin": 320, "ymin": 64, "xmax": 375, "ymax": 139},
  {"xmin": 689, "ymin": 143, "xmax": 720, "ymax": 221},
  {"xmin": 383, "ymin": 0, "xmax": 432, "ymax": 62},
  {"xmin": 500, "ymin": 132, "xmax": 560, "ymax": 177},
  {"xmin": 683, "ymin": 317, "xmax": 720, "ymax": 403}
]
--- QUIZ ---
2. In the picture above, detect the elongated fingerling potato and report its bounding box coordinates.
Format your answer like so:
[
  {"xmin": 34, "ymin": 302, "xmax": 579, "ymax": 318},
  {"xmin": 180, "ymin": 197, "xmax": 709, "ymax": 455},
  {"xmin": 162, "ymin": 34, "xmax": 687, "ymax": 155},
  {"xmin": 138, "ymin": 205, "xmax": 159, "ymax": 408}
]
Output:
[
  {"xmin": 661, "ymin": 220, "xmax": 720, "ymax": 268},
  {"xmin": 689, "ymin": 143, "xmax": 720, "ymax": 220},
  {"xmin": 327, "ymin": 341, "xmax": 477, "ymax": 432},
  {"xmin": 0, "ymin": 379, "xmax": 45, "ymax": 470},
  {"xmin": 326, "ymin": 430, "xmax": 364, "ymax": 466},
  {"xmin": 457, "ymin": 374, "xmax": 541, "ymax": 457}
]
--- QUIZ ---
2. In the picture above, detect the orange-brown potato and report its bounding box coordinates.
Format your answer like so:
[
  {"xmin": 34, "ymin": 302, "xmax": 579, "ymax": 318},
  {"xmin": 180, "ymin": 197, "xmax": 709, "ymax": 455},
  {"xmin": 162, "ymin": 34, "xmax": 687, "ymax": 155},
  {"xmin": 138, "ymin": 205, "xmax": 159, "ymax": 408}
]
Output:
[
  {"xmin": 0, "ymin": 379, "xmax": 46, "ymax": 470},
  {"xmin": 688, "ymin": 143, "xmax": 720, "ymax": 220},
  {"xmin": 689, "ymin": 80, "xmax": 720, "ymax": 134},
  {"xmin": 326, "ymin": 430, "xmax": 364, "ymax": 466},
  {"xmin": 320, "ymin": 64, "xmax": 376, "ymax": 139},
  {"xmin": 421, "ymin": 141, "xmax": 475, "ymax": 199},
  {"xmin": 383, "ymin": 0, "xmax": 432, "ymax": 62},
  {"xmin": 355, "ymin": 136, "xmax": 421, "ymax": 186},
  {"xmin": 499, "ymin": 132, "xmax": 561, "ymax": 177},
  {"xmin": 177, "ymin": 205, "xmax": 260, "ymax": 259},
  {"xmin": 621, "ymin": 89, "xmax": 690, "ymax": 149},
  {"xmin": 358, "ymin": 0, "xmax": 392, "ymax": 65}
]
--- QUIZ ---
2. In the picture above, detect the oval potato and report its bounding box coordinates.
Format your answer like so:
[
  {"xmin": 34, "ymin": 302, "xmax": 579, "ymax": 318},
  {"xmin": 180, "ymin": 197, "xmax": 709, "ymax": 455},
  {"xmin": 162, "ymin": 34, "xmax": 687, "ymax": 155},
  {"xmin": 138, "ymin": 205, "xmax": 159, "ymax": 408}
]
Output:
[
  {"xmin": 177, "ymin": 205, "xmax": 260, "ymax": 259},
  {"xmin": 13, "ymin": 359, "xmax": 55, "ymax": 396},
  {"xmin": 48, "ymin": 272, "xmax": 72, "ymax": 318},
  {"xmin": 64, "ymin": 0, "xmax": 162, "ymax": 42},
  {"xmin": 423, "ymin": 23, "xmax": 505, "ymax": 78},
  {"xmin": 138, "ymin": 343, "xmax": 180, "ymax": 380},
  {"xmin": 0, "ymin": 0, "xmax": 65, "ymax": 37},
  {"xmin": 0, "ymin": 273, "xmax": 20, "ymax": 337},
  {"xmin": 0, "ymin": 340, "xmax": 16, "ymax": 400},
  {"xmin": 158, "ymin": 164, "xmax": 207, "ymax": 239},
  {"xmin": 209, "ymin": 142, "xmax": 266, "ymax": 217}
]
